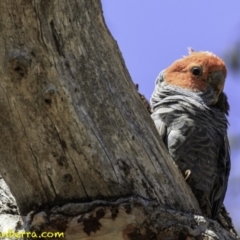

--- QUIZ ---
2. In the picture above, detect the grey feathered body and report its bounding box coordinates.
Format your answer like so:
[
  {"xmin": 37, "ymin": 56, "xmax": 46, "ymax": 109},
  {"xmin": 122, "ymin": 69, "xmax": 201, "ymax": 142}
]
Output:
[{"xmin": 151, "ymin": 72, "xmax": 230, "ymax": 218}]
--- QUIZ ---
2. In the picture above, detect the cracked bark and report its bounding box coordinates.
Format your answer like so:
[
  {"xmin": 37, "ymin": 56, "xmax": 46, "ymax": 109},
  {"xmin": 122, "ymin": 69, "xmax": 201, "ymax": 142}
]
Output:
[{"xmin": 0, "ymin": 0, "xmax": 238, "ymax": 239}]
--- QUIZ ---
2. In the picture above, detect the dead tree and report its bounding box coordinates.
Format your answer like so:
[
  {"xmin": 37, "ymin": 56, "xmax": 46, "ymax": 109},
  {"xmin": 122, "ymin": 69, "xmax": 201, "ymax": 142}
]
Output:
[{"xmin": 0, "ymin": 0, "xmax": 238, "ymax": 239}]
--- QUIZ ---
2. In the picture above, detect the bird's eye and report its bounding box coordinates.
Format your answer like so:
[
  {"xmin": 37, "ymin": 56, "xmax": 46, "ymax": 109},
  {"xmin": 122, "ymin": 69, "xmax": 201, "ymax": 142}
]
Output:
[{"xmin": 191, "ymin": 67, "xmax": 202, "ymax": 76}]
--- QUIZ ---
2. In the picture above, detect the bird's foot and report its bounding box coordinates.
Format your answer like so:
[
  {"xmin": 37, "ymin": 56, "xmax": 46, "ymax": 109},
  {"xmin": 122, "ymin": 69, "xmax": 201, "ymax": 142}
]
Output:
[{"xmin": 184, "ymin": 169, "xmax": 191, "ymax": 180}]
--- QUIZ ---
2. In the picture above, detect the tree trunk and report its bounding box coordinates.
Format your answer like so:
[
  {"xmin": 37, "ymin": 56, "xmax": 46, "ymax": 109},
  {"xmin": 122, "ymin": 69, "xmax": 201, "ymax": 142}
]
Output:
[{"xmin": 0, "ymin": 0, "xmax": 238, "ymax": 239}]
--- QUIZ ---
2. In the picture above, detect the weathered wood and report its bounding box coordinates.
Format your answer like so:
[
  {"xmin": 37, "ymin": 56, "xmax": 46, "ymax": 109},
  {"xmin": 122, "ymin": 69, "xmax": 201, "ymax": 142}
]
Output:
[
  {"xmin": 0, "ymin": 0, "xmax": 198, "ymax": 215},
  {"xmin": 0, "ymin": 0, "xmax": 238, "ymax": 239},
  {"xmin": 25, "ymin": 198, "xmax": 237, "ymax": 240}
]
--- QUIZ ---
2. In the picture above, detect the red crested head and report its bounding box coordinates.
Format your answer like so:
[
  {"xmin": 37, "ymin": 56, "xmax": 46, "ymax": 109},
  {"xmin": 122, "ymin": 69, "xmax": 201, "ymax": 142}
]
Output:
[{"xmin": 164, "ymin": 50, "xmax": 227, "ymax": 103}]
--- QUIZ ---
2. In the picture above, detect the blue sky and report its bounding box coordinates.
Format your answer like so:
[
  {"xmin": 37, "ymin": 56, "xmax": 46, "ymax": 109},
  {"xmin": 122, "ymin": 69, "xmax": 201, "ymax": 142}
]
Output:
[{"xmin": 102, "ymin": 0, "xmax": 240, "ymax": 230}]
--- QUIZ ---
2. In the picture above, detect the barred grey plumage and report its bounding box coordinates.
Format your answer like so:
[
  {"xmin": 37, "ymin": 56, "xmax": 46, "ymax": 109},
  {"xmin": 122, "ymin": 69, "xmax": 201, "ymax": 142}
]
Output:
[{"xmin": 151, "ymin": 70, "xmax": 230, "ymax": 219}]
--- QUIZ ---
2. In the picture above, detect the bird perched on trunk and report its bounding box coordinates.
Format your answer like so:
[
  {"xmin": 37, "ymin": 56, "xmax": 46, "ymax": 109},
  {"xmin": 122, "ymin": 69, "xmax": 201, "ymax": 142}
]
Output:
[{"xmin": 150, "ymin": 49, "xmax": 230, "ymax": 219}]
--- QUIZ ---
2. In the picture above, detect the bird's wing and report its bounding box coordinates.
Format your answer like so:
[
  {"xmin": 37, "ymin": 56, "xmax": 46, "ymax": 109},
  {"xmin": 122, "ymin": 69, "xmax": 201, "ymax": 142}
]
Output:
[
  {"xmin": 151, "ymin": 98, "xmax": 196, "ymax": 160},
  {"xmin": 211, "ymin": 135, "xmax": 231, "ymax": 218}
]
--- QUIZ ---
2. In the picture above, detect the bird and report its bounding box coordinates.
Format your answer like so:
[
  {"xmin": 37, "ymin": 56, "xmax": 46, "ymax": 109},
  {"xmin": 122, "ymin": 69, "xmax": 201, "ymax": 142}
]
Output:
[{"xmin": 150, "ymin": 49, "xmax": 230, "ymax": 219}]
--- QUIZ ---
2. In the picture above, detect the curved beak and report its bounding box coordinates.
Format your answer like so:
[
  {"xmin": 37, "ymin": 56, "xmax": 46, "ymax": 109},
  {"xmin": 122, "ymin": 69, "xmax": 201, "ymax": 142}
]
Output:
[
  {"xmin": 208, "ymin": 71, "xmax": 225, "ymax": 93},
  {"xmin": 208, "ymin": 71, "xmax": 225, "ymax": 85}
]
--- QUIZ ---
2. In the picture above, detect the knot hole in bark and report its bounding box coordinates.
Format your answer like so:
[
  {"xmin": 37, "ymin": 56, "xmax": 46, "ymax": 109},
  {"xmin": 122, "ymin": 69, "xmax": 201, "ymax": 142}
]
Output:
[
  {"xmin": 62, "ymin": 174, "xmax": 72, "ymax": 183},
  {"xmin": 8, "ymin": 52, "xmax": 31, "ymax": 81},
  {"xmin": 117, "ymin": 159, "xmax": 131, "ymax": 176},
  {"xmin": 42, "ymin": 84, "xmax": 57, "ymax": 105}
]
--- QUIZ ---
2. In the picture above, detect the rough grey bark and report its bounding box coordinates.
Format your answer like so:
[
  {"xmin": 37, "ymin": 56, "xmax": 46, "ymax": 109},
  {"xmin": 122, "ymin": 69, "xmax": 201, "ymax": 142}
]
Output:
[{"xmin": 0, "ymin": 0, "xmax": 238, "ymax": 239}]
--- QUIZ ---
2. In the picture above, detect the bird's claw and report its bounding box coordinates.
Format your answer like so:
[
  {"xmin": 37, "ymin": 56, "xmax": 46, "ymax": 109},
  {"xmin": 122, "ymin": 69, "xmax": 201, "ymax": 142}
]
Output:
[{"xmin": 184, "ymin": 169, "xmax": 191, "ymax": 180}]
